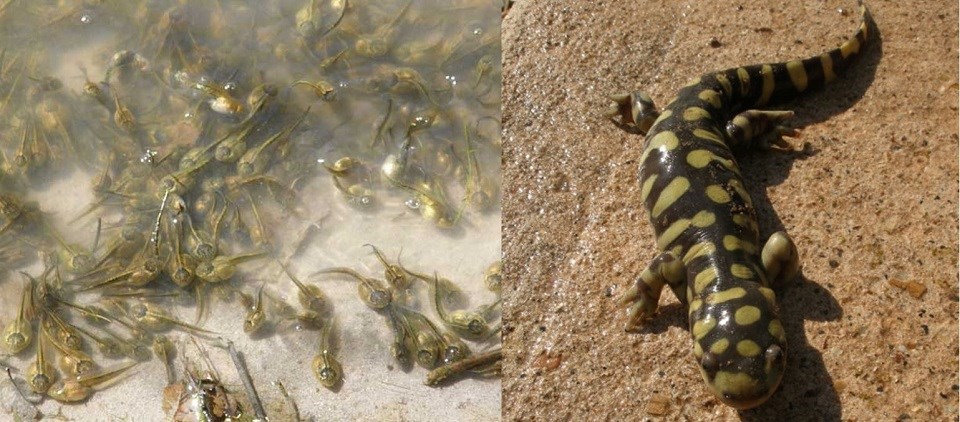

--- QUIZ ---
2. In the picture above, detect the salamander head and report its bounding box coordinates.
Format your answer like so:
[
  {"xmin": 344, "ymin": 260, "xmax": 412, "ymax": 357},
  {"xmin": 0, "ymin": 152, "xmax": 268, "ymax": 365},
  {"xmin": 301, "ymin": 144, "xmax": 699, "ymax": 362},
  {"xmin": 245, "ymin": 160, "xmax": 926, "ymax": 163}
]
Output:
[
  {"xmin": 699, "ymin": 339, "xmax": 785, "ymax": 409},
  {"xmin": 691, "ymin": 288, "xmax": 787, "ymax": 409}
]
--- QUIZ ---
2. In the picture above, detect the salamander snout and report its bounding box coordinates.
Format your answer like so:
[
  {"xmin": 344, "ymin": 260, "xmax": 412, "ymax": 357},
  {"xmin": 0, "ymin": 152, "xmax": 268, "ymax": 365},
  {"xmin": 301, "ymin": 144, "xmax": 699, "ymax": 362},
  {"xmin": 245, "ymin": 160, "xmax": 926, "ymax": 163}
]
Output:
[{"xmin": 698, "ymin": 332, "xmax": 786, "ymax": 409}]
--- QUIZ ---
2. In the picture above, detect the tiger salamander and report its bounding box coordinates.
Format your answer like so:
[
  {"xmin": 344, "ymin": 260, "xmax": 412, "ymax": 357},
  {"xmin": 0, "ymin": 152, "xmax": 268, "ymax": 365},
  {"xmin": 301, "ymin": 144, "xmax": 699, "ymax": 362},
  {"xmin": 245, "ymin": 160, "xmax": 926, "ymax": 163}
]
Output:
[{"xmin": 610, "ymin": 0, "xmax": 872, "ymax": 410}]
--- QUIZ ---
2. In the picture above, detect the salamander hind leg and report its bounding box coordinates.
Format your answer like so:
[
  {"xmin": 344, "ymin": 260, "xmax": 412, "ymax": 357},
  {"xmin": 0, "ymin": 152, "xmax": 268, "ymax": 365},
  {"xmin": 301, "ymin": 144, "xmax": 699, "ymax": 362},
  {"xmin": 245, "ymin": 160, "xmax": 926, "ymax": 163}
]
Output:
[
  {"xmin": 761, "ymin": 231, "xmax": 800, "ymax": 289},
  {"xmin": 618, "ymin": 250, "xmax": 686, "ymax": 331},
  {"xmin": 725, "ymin": 110, "xmax": 799, "ymax": 151},
  {"xmin": 607, "ymin": 91, "xmax": 660, "ymax": 134}
]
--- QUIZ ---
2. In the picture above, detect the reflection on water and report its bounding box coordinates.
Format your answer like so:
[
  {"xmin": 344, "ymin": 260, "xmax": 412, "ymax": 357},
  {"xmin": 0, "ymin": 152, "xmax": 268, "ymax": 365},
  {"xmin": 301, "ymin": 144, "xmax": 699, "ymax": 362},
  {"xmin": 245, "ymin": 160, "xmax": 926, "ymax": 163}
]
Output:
[{"xmin": 0, "ymin": 0, "xmax": 500, "ymax": 419}]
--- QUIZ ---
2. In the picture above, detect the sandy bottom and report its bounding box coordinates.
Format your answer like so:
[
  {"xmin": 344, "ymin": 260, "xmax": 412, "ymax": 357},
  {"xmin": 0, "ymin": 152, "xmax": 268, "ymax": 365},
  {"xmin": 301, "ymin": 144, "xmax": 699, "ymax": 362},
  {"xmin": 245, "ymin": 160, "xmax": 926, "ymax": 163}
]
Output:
[
  {"xmin": 1, "ymin": 170, "xmax": 501, "ymax": 421},
  {"xmin": 502, "ymin": 1, "xmax": 959, "ymax": 420}
]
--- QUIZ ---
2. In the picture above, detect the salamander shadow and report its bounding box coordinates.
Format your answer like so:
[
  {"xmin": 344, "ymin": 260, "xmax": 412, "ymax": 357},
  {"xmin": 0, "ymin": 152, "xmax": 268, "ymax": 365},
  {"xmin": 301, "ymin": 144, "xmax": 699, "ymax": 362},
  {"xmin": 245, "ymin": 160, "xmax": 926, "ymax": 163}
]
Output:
[{"xmin": 735, "ymin": 15, "xmax": 881, "ymax": 421}]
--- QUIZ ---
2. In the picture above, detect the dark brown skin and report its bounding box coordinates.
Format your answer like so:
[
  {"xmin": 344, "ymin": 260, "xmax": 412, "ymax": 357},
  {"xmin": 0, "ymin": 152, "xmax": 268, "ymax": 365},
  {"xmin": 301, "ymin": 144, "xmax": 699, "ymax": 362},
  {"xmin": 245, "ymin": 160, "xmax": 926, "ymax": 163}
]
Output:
[{"xmin": 614, "ymin": 1, "xmax": 871, "ymax": 409}]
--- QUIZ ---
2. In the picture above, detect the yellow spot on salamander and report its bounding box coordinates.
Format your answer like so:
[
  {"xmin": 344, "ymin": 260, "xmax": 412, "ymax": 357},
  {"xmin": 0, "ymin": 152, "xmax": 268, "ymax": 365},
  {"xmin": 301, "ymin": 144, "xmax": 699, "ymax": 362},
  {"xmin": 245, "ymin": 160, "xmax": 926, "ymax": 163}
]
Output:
[
  {"xmin": 683, "ymin": 241, "xmax": 715, "ymax": 263},
  {"xmin": 728, "ymin": 179, "xmax": 752, "ymax": 206},
  {"xmin": 698, "ymin": 90, "xmax": 722, "ymax": 108},
  {"xmin": 736, "ymin": 340, "xmax": 762, "ymax": 357},
  {"xmin": 640, "ymin": 130, "xmax": 680, "ymax": 163},
  {"xmin": 731, "ymin": 263, "xmax": 755, "ymax": 279},
  {"xmin": 669, "ymin": 245, "xmax": 683, "ymax": 258},
  {"xmin": 686, "ymin": 150, "xmax": 740, "ymax": 174},
  {"xmin": 690, "ymin": 210, "xmax": 716, "ymax": 228},
  {"xmin": 692, "ymin": 316, "xmax": 717, "ymax": 340},
  {"xmin": 769, "ymin": 319, "xmax": 785, "ymax": 342},
  {"xmin": 713, "ymin": 371, "xmax": 760, "ymax": 395},
  {"xmin": 731, "ymin": 215, "xmax": 758, "ymax": 237},
  {"xmin": 705, "ymin": 185, "xmax": 731, "ymax": 204},
  {"xmin": 693, "ymin": 341, "xmax": 704, "ymax": 358},
  {"xmin": 693, "ymin": 128, "xmax": 725, "ymax": 145},
  {"xmin": 716, "ymin": 73, "xmax": 732, "ymax": 99},
  {"xmin": 821, "ymin": 53, "xmax": 837, "ymax": 84},
  {"xmin": 759, "ymin": 287, "xmax": 777, "ymax": 306},
  {"xmin": 840, "ymin": 36, "xmax": 861, "ymax": 59},
  {"xmin": 734, "ymin": 306, "xmax": 762, "ymax": 325},
  {"xmin": 710, "ymin": 338, "xmax": 730, "ymax": 354},
  {"xmin": 758, "ymin": 64, "xmax": 775, "ymax": 106},
  {"xmin": 694, "ymin": 267, "xmax": 718, "ymax": 293},
  {"xmin": 736, "ymin": 67, "xmax": 750, "ymax": 96},
  {"xmin": 687, "ymin": 150, "xmax": 712, "ymax": 168},
  {"xmin": 649, "ymin": 109, "xmax": 673, "ymax": 131},
  {"xmin": 683, "ymin": 107, "xmax": 711, "ymax": 121},
  {"xmin": 705, "ymin": 287, "xmax": 746, "ymax": 304},
  {"xmin": 640, "ymin": 175, "xmax": 658, "ymax": 202},
  {"xmin": 786, "ymin": 60, "xmax": 808, "ymax": 92},
  {"xmin": 651, "ymin": 177, "xmax": 690, "ymax": 218},
  {"xmin": 684, "ymin": 76, "xmax": 702, "ymax": 87},
  {"xmin": 723, "ymin": 235, "xmax": 757, "ymax": 254},
  {"xmin": 689, "ymin": 298, "xmax": 703, "ymax": 315},
  {"xmin": 657, "ymin": 218, "xmax": 691, "ymax": 249}
]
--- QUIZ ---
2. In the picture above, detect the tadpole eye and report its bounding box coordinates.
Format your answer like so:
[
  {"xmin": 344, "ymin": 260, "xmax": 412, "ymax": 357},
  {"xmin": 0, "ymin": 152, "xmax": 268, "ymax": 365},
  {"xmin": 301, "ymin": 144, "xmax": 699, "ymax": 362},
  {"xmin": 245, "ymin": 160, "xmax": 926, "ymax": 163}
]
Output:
[
  {"xmin": 200, "ymin": 379, "xmax": 217, "ymax": 393},
  {"xmin": 701, "ymin": 352, "xmax": 719, "ymax": 372}
]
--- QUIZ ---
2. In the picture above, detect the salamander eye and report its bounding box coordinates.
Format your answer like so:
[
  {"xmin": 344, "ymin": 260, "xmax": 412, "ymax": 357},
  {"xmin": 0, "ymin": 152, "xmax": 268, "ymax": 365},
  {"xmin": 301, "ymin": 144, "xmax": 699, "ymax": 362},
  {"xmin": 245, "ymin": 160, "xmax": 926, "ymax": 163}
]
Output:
[
  {"xmin": 765, "ymin": 344, "xmax": 784, "ymax": 365},
  {"xmin": 725, "ymin": 121, "xmax": 744, "ymax": 141},
  {"xmin": 701, "ymin": 351, "xmax": 719, "ymax": 372}
]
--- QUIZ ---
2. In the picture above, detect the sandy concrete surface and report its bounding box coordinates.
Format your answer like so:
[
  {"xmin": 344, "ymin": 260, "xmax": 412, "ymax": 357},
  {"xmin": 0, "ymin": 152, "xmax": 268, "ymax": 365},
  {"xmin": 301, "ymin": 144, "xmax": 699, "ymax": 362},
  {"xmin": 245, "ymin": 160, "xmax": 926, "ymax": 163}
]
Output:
[{"xmin": 502, "ymin": 1, "xmax": 958, "ymax": 420}]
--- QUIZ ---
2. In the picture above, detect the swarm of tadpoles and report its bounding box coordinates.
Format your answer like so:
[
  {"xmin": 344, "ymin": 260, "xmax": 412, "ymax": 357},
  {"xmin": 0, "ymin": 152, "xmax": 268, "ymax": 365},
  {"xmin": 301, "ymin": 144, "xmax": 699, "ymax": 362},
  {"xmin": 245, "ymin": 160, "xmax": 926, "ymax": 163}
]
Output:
[
  {"xmin": 308, "ymin": 245, "xmax": 503, "ymax": 384},
  {"xmin": 0, "ymin": 0, "xmax": 501, "ymax": 414}
]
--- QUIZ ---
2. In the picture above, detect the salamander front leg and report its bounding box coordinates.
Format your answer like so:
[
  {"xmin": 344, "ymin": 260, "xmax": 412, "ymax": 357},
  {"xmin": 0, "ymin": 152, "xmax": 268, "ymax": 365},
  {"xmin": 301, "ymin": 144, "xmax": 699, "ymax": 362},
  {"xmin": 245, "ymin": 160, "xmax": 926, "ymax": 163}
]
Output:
[
  {"xmin": 606, "ymin": 91, "xmax": 660, "ymax": 134},
  {"xmin": 761, "ymin": 231, "xmax": 801, "ymax": 289},
  {"xmin": 725, "ymin": 110, "xmax": 799, "ymax": 150},
  {"xmin": 618, "ymin": 251, "xmax": 686, "ymax": 331}
]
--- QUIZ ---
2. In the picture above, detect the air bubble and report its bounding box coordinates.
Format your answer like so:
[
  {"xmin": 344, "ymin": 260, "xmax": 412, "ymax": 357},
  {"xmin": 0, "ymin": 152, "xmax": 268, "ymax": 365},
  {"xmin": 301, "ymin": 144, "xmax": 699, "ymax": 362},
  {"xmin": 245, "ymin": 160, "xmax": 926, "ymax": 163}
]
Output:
[
  {"xmin": 140, "ymin": 149, "xmax": 158, "ymax": 164},
  {"xmin": 174, "ymin": 71, "xmax": 191, "ymax": 86},
  {"xmin": 412, "ymin": 115, "xmax": 432, "ymax": 129}
]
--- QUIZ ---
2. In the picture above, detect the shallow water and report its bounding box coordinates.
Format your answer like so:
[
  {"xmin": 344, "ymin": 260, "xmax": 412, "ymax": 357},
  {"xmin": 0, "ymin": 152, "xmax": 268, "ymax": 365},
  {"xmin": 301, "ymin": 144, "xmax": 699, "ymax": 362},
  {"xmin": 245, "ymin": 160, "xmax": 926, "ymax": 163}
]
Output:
[{"xmin": 0, "ymin": 0, "xmax": 500, "ymax": 419}]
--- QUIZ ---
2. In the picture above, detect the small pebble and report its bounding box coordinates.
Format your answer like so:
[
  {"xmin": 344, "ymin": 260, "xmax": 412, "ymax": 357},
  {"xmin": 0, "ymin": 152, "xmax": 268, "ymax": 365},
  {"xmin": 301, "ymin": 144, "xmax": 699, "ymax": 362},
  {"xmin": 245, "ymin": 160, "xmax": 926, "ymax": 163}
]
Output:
[
  {"xmin": 888, "ymin": 278, "xmax": 927, "ymax": 299},
  {"xmin": 645, "ymin": 393, "xmax": 670, "ymax": 416}
]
